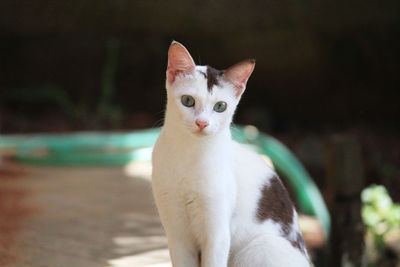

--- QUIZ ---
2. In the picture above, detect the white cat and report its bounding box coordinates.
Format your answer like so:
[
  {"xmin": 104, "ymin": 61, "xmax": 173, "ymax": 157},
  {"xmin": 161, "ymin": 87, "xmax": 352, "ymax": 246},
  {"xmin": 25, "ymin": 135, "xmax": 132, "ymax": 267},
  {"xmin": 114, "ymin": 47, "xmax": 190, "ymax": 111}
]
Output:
[{"xmin": 151, "ymin": 41, "xmax": 310, "ymax": 267}]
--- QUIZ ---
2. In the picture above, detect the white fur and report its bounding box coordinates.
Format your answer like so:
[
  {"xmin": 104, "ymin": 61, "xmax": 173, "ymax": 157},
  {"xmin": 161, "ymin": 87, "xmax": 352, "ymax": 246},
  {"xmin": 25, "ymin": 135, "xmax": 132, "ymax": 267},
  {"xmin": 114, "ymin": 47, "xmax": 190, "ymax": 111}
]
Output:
[{"xmin": 152, "ymin": 60, "xmax": 310, "ymax": 266}]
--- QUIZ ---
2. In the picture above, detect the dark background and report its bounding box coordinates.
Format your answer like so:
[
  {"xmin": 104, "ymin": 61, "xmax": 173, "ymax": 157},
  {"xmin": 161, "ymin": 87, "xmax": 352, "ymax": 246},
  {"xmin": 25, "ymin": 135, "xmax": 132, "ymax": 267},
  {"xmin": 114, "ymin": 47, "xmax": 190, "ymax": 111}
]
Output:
[{"xmin": 1, "ymin": 1, "xmax": 399, "ymax": 196}]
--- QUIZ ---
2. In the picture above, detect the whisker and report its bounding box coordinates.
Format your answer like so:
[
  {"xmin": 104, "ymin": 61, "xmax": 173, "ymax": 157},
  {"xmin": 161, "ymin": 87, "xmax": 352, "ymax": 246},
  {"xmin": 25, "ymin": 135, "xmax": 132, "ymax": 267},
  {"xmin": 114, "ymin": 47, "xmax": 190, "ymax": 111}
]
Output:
[
  {"xmin": 154, "ymin": 109, "xmax": 166, "ymax": 116},
  {"xmin": 152, "ymin": 118, "xmax": 165, "ymax": 128},
  {"xmin": 152, "ymin": 109, "xmax": 166, "ymax": 128}
]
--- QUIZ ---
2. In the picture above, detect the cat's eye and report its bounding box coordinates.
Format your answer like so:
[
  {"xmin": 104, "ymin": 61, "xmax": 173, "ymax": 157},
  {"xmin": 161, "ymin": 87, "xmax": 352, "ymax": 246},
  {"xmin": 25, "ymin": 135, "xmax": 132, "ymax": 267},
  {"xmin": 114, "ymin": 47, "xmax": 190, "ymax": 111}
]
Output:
[
  {"xmin": 213, "ymin": 101, "xmax": 227, "ymax": 113},
  {"xmin": 181, "ymin": 95, "xmax": 195, "ymax": 107}
]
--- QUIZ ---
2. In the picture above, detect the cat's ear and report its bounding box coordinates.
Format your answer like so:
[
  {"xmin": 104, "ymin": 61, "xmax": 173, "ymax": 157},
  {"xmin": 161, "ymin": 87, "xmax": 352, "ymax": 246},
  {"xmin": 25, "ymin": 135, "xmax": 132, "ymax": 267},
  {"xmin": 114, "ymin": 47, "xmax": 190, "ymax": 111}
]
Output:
[
  {"xmin": 167, "ymin": 41, "xmax": 196, "ymax": 84},
  {"xmin": 224, "ymin": 59, "xmax": 255, "ymax": 98}
]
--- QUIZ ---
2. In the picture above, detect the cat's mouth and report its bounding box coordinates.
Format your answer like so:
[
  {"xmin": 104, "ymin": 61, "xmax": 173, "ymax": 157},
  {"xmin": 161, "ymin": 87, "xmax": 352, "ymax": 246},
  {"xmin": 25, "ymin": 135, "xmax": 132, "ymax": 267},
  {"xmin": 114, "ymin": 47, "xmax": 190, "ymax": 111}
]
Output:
[{"xmin": 193, "ymin": 129, "xmax": 209, "ymax": 136}]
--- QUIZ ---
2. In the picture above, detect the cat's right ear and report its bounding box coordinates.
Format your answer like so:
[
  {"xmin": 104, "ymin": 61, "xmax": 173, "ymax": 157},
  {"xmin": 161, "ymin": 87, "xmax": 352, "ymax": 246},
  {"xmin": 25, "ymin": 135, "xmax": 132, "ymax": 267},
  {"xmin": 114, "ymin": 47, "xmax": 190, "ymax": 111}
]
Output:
[
  {"xmin": 224, "ymin": 59, "xmax": 255, "ymax": 98},
  {"xmin": 167, "ymin": 41, "xmax": 196, "ymax": 85}
]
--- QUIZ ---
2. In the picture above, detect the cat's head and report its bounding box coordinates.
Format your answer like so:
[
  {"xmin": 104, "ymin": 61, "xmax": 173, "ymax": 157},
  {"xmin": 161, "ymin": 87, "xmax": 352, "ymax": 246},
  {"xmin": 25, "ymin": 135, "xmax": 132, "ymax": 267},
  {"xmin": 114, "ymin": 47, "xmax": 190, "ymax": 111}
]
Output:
[{"xmin": 166, "ymin": 41, "xmax": 255, "ymax": 137}]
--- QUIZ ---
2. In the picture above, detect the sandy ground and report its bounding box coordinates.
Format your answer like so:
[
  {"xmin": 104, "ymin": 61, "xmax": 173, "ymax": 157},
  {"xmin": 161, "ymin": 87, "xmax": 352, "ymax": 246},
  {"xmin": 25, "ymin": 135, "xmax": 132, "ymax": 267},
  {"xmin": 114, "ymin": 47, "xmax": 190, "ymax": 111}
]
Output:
[{"xmin": 0, "ymin": 161, "xmax": 172, "ymax": 267}]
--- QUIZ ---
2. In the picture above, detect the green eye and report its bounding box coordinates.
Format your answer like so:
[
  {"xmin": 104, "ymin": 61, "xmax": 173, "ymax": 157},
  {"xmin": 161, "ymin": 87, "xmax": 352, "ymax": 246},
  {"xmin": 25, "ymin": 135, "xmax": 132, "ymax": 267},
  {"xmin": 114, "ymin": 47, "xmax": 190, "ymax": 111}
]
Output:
[
  {"xmin": 181, "ymin": 95, "xmax": 195, "ymax": 107},
  {"xmin": 213, "ymin": 101, "xmax": 227, "ymax": 113}
]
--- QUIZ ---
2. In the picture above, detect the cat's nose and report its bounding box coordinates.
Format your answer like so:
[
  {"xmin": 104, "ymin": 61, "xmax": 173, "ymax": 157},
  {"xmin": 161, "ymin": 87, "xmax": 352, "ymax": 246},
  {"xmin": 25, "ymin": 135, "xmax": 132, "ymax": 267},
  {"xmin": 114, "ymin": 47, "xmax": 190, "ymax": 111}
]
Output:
[{"xmin": 195, "ymin": 120, "xmax": 209, "ymax": 131}]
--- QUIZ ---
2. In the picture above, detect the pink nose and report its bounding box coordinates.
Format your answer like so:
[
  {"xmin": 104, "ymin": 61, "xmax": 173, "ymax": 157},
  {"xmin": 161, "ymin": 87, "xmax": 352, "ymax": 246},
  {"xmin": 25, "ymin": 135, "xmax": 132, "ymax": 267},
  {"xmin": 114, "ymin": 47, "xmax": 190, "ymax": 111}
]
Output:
[{"xmin": 195, "ymin": 120, "xmax": 209, "ymax": 131}]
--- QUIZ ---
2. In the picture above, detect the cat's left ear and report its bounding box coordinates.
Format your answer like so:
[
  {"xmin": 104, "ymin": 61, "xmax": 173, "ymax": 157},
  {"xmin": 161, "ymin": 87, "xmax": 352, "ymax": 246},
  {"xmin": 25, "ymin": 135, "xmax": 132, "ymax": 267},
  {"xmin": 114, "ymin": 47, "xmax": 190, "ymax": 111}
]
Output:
[
  {"xmin": 167, "ymin": 41, "xmax": 196, "ymax": 85},
  {"xmin": 224, "ymin": 59, "xmax": 255, "ymax": 98}
]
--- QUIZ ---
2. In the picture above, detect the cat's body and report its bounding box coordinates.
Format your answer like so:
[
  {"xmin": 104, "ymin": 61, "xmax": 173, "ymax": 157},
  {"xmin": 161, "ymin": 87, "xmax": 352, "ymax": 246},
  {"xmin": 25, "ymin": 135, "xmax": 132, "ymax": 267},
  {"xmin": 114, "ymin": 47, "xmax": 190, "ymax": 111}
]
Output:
[{"xmin": 152, "ymin": 41, "xmax": 310, "ymax": 267}]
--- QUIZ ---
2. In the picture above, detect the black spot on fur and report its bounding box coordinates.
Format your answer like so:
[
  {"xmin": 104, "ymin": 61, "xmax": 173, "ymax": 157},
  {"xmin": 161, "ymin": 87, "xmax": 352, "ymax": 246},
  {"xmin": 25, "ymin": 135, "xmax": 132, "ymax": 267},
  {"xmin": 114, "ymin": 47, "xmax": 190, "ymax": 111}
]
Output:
[
  {"xmin": 290, "ymin": 232, "xmax": 306, "ymax": 253},
  {"xmin": 256, "ymin": 176, "xmax": 294, "ymax": 226},
  {"xmin": 256, "ymin": 175, "xmax": 308, "ymax": 255},
  {"xmin": 206, "ymin": 66, "xmax": 223, "ymax": 92}
]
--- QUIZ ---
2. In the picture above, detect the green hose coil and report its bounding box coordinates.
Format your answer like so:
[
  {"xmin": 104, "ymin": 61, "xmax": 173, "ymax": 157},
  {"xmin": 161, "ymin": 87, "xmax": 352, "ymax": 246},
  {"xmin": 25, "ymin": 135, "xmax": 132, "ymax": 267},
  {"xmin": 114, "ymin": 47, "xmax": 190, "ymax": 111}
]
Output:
[{"xmin": 0, "ymin": 126, "xmax": 330, "ymax": 237}]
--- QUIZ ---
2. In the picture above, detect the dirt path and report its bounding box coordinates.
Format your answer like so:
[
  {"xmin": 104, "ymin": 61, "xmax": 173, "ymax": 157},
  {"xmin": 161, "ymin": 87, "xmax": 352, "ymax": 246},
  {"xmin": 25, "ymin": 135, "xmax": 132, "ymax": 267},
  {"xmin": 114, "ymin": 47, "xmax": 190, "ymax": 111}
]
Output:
[{"xmin": 0, "ymin": 162, "xmax": 171, "ymax": 267}]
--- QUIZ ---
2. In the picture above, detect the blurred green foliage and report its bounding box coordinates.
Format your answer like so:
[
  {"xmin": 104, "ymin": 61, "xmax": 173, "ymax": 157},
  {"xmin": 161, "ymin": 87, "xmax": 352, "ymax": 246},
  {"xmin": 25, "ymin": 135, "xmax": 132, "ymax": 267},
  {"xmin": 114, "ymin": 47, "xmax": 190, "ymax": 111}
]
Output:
[
  {"xmin": 362, "ymin": 184, "xmax": 400, "ymax": 262},
  {"xmin": 97, "ymin": 38, "xmax": 122, "ymax": 128},
  {"xmin": 0, "ymin": 38, "xmax": 121, "ymax": 129}
]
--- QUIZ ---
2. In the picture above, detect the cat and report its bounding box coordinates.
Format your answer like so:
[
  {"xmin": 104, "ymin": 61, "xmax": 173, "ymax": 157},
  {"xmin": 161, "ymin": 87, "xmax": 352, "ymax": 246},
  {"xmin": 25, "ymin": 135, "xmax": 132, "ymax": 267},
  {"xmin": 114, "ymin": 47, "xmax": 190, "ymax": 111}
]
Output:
[{"xmin": 151, "ymin": 41, "xmax": 310, "ymax": 267}]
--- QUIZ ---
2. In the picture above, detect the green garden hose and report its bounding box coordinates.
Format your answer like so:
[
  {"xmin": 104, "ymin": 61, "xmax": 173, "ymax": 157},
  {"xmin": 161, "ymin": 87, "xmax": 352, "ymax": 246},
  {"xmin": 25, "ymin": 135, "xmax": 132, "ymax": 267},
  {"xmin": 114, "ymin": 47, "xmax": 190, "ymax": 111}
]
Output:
[{"xmin": 0, "ymin": 126, "xmax": 330, "ymax": 237}]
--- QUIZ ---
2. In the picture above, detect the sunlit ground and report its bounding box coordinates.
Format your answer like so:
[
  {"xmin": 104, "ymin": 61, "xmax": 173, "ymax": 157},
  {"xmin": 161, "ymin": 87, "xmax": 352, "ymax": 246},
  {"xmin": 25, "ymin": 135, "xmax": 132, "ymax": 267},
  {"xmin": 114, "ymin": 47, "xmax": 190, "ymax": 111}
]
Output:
[
  {"xmin": 105, "ymin": 211, "xmax": 171, "ymax": 265},
  {"xmin": 108, "ymin": 248, "xmax": 171, "ymax": 267},
  {"xmin": 108, "ymin": 160, "xmax": 171, "ymax": 267},
  {"xmin": 124, "ymin": 160, "xmax": 153, "ymax": 182}
]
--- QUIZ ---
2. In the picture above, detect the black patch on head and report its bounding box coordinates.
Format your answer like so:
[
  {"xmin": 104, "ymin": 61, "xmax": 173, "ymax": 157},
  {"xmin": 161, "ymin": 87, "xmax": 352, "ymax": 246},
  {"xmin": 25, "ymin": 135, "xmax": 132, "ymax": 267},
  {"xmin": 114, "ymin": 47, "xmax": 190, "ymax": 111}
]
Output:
[
  {"xmin": 198, "ymin": 251, "xmax": 201, "ymax": 265},
  {"xmin": 198, "ymin": 70, "xmax": 207, "ymax": 79},
  {"xmin": 206, "ymin": 66, "xmax": 223, "ymax": 92}
]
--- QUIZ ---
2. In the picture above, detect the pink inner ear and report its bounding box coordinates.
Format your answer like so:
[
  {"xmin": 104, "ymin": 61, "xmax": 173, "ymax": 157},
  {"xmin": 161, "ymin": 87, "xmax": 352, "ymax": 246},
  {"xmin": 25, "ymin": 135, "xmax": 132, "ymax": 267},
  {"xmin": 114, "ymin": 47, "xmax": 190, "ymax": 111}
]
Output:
[
  {"xmin": 167, "ymin": 68, "xmax": 181, "ymax": 84},
  {"xmin": 224, "ymin": 60, "xmax": 255, "ymax": 97},
  {"xmin": 167, "ymin": 42, "xmax": 195, "ymax": 84}
]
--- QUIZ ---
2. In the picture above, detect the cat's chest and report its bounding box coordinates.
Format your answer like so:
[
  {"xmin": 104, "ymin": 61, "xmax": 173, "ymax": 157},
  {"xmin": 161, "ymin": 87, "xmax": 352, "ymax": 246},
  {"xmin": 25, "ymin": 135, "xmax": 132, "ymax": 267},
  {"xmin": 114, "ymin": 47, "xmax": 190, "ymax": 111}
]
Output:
[
  {"xmin": 153, "ymin": 134, "xmax": 234, "ymax": 196},
  {"xmin": 155, "ymin": 135, "xmax": 231, "ymax": 174},
  {"xmin": 157, "ymin": 149, "xmax": 230, "ymax": 192}
]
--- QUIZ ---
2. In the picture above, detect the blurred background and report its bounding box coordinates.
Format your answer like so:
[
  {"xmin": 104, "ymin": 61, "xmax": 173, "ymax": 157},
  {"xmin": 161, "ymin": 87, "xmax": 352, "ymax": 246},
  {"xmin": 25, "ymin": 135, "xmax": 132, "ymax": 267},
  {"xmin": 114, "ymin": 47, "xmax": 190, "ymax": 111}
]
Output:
[{"xmin": 0, "ymin": 1, "xmax": 399, "ymax": 266}]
